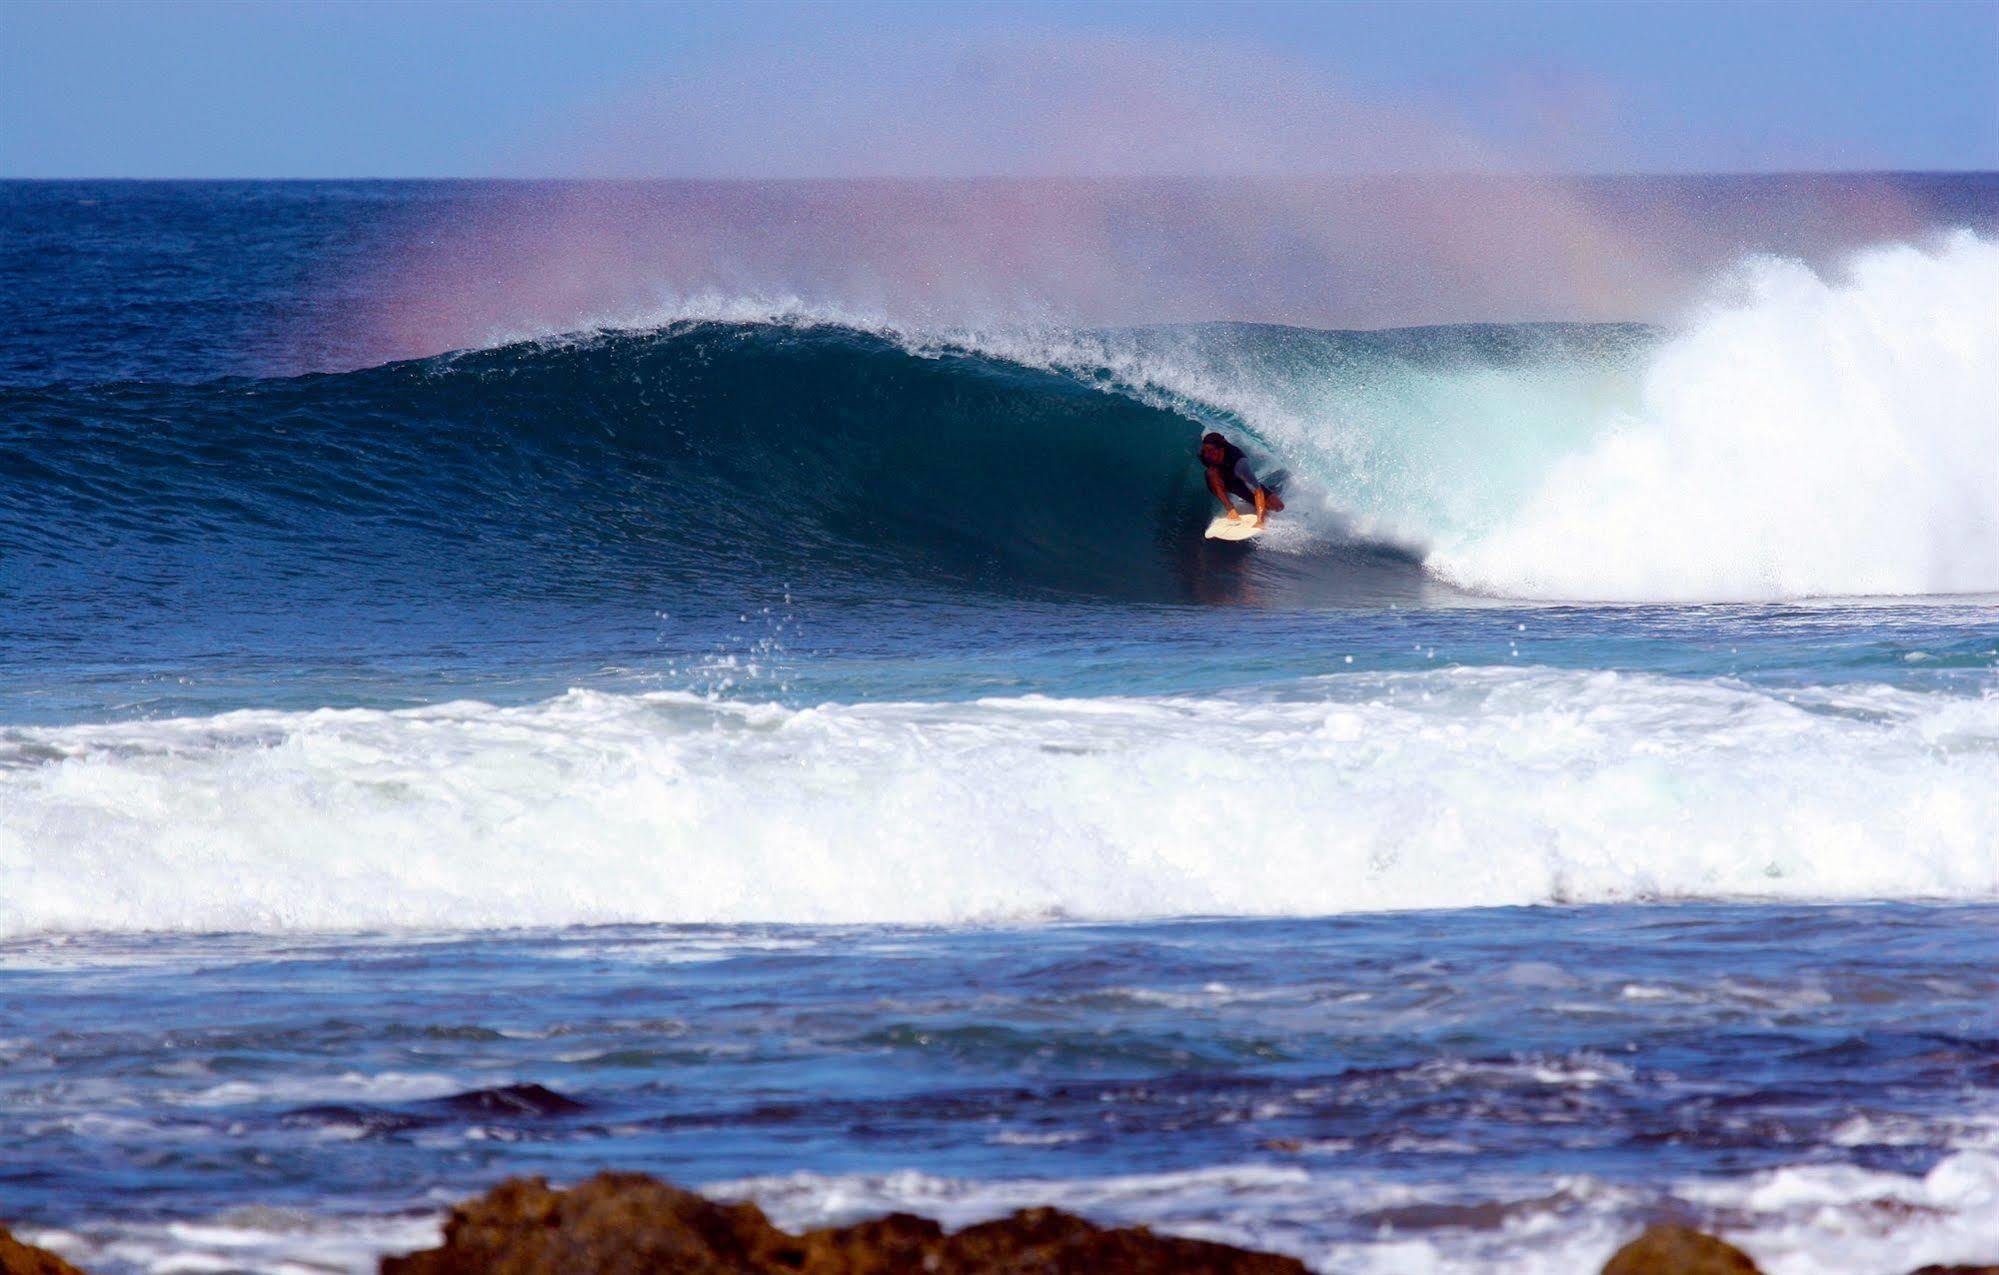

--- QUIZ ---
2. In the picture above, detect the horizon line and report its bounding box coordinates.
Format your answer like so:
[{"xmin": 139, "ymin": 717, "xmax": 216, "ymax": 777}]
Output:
[{"xmin": 4, "ymin": 168, "xmax": 1997, "ymax": 184}]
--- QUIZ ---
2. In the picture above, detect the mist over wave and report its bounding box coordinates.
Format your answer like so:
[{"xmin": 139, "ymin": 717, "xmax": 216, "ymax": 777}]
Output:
[{"xmin": 3, "ymin": 668, "xmax": 1994, "ymax": 937}]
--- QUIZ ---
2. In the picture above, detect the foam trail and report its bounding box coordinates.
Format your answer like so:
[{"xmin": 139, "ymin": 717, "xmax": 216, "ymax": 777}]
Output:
[
  {"xmin": 1432, "ymin": 233, "xmax": 1999, "ymax": 600},
  {"xmin": 2, "ymin": 670, "xmax": 1994, "ymax": 936}
]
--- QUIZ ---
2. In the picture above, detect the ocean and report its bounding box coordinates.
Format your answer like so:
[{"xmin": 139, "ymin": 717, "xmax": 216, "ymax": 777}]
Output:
[{"xmin": 1, "ymin": 176, "xmax": 1995, "ymax": 1273}]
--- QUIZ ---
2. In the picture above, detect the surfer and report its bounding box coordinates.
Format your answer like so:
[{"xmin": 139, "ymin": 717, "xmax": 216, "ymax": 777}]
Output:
[{"xmin": 1199, "ymin": 431, "xmax": 1284, "ymax": 527}]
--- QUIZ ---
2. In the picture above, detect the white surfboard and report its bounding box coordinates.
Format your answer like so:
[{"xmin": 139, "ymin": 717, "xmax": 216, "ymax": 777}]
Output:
[{"xmin": 1205, "ymin": 515, "xmax": 1264, "ymax": 541}]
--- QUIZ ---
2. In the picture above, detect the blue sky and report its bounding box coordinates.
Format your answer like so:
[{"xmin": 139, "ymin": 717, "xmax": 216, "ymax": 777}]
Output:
[{"xmin": 3, "ymin": 0, "xmax": 1995, "ymax": 177}]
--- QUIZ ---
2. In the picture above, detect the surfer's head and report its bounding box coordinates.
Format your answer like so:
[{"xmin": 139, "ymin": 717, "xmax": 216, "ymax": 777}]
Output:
[{"xmin": 1199, "ymin": 432, "xmax": 1229, "ymax": 466}]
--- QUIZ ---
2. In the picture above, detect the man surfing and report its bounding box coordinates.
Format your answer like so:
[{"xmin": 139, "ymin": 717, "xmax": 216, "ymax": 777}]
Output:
[{"xmin": 1199, "ymin": 431, "xmax": 1284, "ymax": 528}]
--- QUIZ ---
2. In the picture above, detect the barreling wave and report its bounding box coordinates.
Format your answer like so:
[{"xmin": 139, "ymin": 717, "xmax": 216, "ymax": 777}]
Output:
[{"xmin": 1, "ymin": 234, "xmax": 1992, "ymax": 622}]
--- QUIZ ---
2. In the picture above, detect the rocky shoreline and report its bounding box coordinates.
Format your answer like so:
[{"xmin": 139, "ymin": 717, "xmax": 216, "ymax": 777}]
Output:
[
  {"xmin": 5, "ymin": 1174, "xmax": 1996, "ymax": 1275},
  {"xmin": 1, "ymin": 1225, "xmax": 85, "ymax": 1275}
]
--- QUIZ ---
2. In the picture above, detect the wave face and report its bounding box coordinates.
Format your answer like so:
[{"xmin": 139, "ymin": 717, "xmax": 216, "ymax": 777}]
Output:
[
  {"xmin": 3, "ymin": 669, "xmax": 1994, "ymax": 936},
  {"xmin": 4, "ymin": 236, "xmax": 1992, "ymax": 622},
  {"xmin": 0, "ymin": 322, "xmax": 1228, "ymax": 614}
]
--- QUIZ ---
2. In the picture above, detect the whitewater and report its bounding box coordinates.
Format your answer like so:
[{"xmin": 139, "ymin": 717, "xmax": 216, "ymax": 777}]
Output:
[
  {"xmin": 4, "ymin": 667, "xmax": 1996, "ymax": 936},
  {"xmin": 1431, "ymin": 233, "xmax": 1999, "ymax": 599}
]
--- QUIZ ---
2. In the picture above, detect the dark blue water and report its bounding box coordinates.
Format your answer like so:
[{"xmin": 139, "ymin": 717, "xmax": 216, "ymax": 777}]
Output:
[
  {"xmin": 1, "ymin": 179, "xmax": 1995, "ymax": 1273},
  {"xmin": 4, "ymin": 907, "xmax": 1997, "ymax": 1273}
]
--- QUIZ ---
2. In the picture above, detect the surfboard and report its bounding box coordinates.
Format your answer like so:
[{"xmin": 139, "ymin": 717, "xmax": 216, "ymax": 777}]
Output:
[{"xmin": 1205, "ymin": 515, "xmax": 1264, "ymax": 541}]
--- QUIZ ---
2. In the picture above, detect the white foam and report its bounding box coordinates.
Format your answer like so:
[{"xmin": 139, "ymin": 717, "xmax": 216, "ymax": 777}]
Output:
[
  {"xmin": 1434, "ymin": 234, "xmax": 1999, "ymax": 600},
  {"xmin": 707, "ymin": 1152, "xmax": 1999, "ymax": 1275},
  {"xmin": 19, "ymin": 1208, "xmax": 440, "ymax": 1275},
  {"xmin": 1679, "ymin": 1151, "xmax": 1999, "ymax": 1275},
  {"xmin": 1, "ymin": 669, "xmax": 1993, "ymax": 936},
  {"xmin": 174, "ymin": 1071, "xmax": 464, "ymax": 1109}
]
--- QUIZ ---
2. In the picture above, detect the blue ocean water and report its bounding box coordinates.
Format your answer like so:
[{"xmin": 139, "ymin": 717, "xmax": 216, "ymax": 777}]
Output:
[
  {"xmin": 4, "ymin": 908, "xmax": 1997, "ymax": 1274},
  {"xmin": 1, "ymin": 178, "xmax": 1996, "ymax": 1273}
]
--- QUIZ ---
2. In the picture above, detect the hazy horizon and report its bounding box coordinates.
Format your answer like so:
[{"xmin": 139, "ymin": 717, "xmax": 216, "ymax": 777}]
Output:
[{"xmin": 4, "ymin": 0, "xmax": 1995, "ymax": 179}]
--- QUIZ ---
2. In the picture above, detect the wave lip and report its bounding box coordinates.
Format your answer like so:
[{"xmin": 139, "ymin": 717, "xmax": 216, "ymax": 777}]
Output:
[{"xmin": 2, "ymin": 668, "xmax": 1994, "ymax": 937}]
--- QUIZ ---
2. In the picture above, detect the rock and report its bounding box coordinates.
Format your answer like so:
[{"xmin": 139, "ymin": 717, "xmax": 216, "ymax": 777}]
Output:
[
  {"xmin": 382, "ymin": 1171, "xmax": 1309, "ymax": 1275},
  {"xmin": 929, "ymin": 1205, "xmax": 1305, "ymax": 1274},
  {"xmin": 382, "ymin": 1174, "xmax": 773, "ymax": 1275},
  {"xmin": 1601, "ymin": 1225, "xmax": 1761, "ymax": 1275},
  {"xmin": 0, "ymin": 1225, "xmax": 88, "ymax": 1275},
  {"xmin": 436, "ymin": 1083, "xmax": 589, "ymax": 1117}
]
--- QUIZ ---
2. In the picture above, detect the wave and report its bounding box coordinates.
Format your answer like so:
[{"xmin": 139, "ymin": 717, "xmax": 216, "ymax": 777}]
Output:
[
  {"xmin": 2, "ymin": 669, "xmax": 1993, "ymax": 936},
  {"xmin": 454, "ymin": 232, "xmax": 1999, "ymax": 605},
  {"xmin": 1, "ymin": 235, "xmax": 1991, "ymax": 620}
]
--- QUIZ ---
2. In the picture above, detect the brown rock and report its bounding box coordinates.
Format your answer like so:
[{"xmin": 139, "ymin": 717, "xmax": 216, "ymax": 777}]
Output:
[
  {"xmin": 928, "ymin": 1205, "xmax": 1303, "ymax": 1274},
  {"xmin": 1601, "ymin": 1224, "xmax": 1761, "ymax": 1275},
  {"xmin": 382, "ymin": 1171, "xmax": 1308, "ymax": 1275},
  {"xmin": 382, "ymin": 1174, "xmax": 774, "ymax": 1275},
  {"xmin": 0, "ymin": 1225, "xmax": 88, "ymax": 1275}
]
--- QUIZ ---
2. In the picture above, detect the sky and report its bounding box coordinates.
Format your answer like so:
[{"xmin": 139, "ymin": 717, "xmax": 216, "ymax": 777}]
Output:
[{"xmin": 2, "ymin": 0, "xmax": 1995, "ymax": 178}]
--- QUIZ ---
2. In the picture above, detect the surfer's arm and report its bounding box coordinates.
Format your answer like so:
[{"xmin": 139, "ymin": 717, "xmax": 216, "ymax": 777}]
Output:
[{"xmin": 1205, "ymin": 468, "xmax": 1239, "ymax": 519}]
